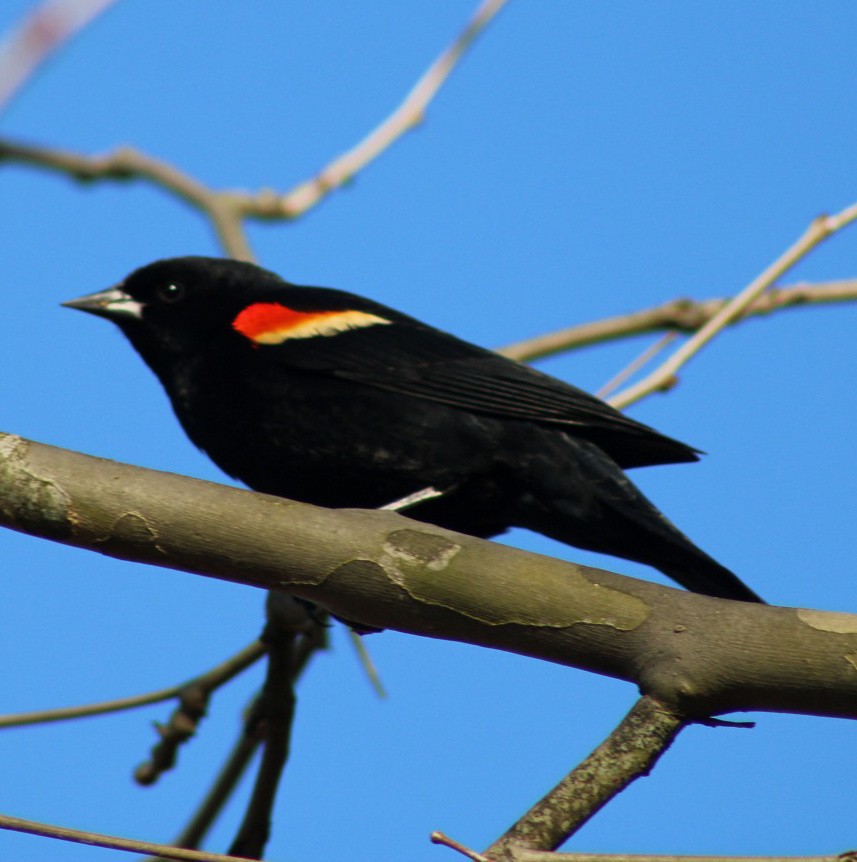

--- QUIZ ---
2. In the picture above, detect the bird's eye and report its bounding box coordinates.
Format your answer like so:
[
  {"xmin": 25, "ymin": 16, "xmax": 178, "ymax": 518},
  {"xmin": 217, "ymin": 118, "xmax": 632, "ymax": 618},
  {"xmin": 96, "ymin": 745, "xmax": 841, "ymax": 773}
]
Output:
[{"xmin": 157, "ymin": 283, "xmax": 185, "ymax": 304}]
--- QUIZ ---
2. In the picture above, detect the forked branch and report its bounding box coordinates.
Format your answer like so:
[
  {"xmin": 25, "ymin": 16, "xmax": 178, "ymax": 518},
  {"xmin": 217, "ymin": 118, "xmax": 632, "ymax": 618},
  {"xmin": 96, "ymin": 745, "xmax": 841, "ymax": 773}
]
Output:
[
  {"xmin": 608, "ymin": 206, "xmax": 857, "ymax": 409},
  {"xmin": 498, "ymin": 279, "xmax": 857, "ymax": 363},
  {"xmin": 0, "ymin": 0, "xmax": 507, "ymax": 261},
  {"xmin": 485, "ymin": 697, "xmax": 687, "ymax": 859}
]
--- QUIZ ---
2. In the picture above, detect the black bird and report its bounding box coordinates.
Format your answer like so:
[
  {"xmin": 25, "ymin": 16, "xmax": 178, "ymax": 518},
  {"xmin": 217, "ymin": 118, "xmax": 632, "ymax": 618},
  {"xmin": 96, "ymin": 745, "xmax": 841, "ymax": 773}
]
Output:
[{"xmin": 64, "ymin": 256, "xmax": 762, "ymax": 603}]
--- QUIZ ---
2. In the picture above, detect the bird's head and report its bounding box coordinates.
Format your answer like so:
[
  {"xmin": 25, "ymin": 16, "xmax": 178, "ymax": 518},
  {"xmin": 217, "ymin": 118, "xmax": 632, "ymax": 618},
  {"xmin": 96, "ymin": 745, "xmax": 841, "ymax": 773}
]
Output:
[{"xmin": 64, "ymin": 256, "xmax": 395, "ymax": 364}]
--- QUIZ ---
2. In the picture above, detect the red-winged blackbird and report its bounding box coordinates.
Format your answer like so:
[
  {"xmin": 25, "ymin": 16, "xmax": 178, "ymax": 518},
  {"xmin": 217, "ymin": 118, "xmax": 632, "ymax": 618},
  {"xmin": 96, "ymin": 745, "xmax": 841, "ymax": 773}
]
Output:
[{"xmin": 64, "ymin": 256, "xmax": 762, "ymax": 603}]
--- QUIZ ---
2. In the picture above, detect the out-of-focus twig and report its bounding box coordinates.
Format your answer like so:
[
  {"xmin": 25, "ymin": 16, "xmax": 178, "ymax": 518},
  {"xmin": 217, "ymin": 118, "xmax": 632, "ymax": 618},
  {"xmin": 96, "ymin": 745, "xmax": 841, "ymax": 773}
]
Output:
[
  {"xmin": 0, "ymin": 0, "xmax": 121, "ymax": 112},
  {"xmin": 0, "ymin": 640, "xmax": 264, "ymax": 730},
  {"xmin": 0, "ymin": 811, "xmax": 251, "ymax": 862},
  {"xmin": 227, "ymin": 632, "xmax": 297, "ymax": 859},
  {"xmin": 132, "ymin": 641, "xmax": 266, "ymax": 786},
  {"xmin": 276, "ymin": 0, "xmax": 508, "ymax": 216},
  {"xmin": 497, "ymin": 278, "xmax": 857, "ymax": 364},
  {"xmin": 0, "ymin": 0, "xmax": 507, "ymax": 260},
  {"xmin": 146, "ymin": 717, "xmax": 262, "ymax": 862},
  {"xmin": 0, "ymin": 139, "xmax": 257, "ymax": 261},
  {"xmin": 348, "ymin": 628, "xmax": 387, "ymax": 698},
  {"xmin": 595, "ymin": 332, "xmax": 677, "ymax": 399},
  {"xmin": 146, "ymin": 619, "xmax": 327, "ymax": 862},
  {"xmin": 609, "ymin": 207, "xmax": 857, "ymax": 410}
]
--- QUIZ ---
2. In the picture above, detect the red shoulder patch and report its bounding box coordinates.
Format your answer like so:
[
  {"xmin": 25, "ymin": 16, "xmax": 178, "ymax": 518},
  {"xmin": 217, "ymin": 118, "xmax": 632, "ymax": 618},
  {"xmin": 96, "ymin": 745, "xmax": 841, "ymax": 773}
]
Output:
[{"xmin": 233, "ymin": 302, "xmax": 390, "ymax": 344}]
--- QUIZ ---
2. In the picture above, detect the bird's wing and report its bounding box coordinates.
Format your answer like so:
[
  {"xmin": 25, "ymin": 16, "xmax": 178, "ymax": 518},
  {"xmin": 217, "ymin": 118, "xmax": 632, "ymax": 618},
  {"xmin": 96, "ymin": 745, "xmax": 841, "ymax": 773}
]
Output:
[{"xmin": 240, "ymin": 294, "xmax": 699, "ymax": 469}]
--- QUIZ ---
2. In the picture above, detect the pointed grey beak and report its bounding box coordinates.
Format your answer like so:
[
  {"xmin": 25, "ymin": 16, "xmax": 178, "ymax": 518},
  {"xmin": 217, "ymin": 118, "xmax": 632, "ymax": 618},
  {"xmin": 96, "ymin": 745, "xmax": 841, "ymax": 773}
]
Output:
[{"xmin": 62, "ymin": 285, "xmax": 144, "ymax": 321}]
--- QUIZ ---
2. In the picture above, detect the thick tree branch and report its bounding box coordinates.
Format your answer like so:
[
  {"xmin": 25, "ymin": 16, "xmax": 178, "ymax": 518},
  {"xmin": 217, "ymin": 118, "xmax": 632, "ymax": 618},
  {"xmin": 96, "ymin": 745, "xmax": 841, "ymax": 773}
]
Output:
[
  {"xmin": 3, "ymin": 431, "xmax": 857, "ymax": 720},
  {"xmin": 486, "ymin": 696, "xmax": 687, "ymax": 859}
]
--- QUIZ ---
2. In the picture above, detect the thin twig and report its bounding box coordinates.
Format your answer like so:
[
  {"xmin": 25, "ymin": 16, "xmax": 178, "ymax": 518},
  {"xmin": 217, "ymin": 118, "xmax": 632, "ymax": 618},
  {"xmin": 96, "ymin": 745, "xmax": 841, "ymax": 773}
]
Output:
[
  {"xmin": 0, "ymin": 640, "xmax": 265, "ymax": 729},
  {"xmin": 0, "ymin": 139, "xmax": 255, "ymax": 260},
  {"xmin": 147, "ymin": 716, "xmax": 262, "ymax": 861},
  {"xmin": 595, "ymin": 332, "xmax": 677, "ymax": 399},
  {"xmin": 517, "ymin": 855, "xmax": 848, "ymax": 862},
  {"xmin": 609, "ymin": 207, "xmax": 857, "ymax": 410},
  {"xmin": 0, "ymin": 0, "xmax": 121, "ymax": 112},
  {"xmin": 147, "ymin": 622, "xmax": 327, "ymax": 860},
  {"xmin": 131, "ymin": 641, "xmax": 265, "ymax": 786},
  {"xmin": 348, "ymin": 629, "xmax": 387, "ymax": 698},
  {"xmin": 0, "ymin": 811, "xmax": 254, "ymax": 862},
  {"xmin": 432, "ymin": 831, "xmax": 492, "ymax": 862},
  {"xmin": 0, "ymin": 0, "xmax": 507, "ymax": 257},
  {"xmin": 497, "ymin": 278, "xmax": 857, "ymax": 363},
  {"xmin": 274, "ymin": 0, "xmax": 508, "ymax": 216},
  {"xmin": 227, "ymin": 630, "xmax": 297, "ymax": 859},
  {"xmin": 486, "ymin": 697, "xmax": 687, "ymax": 859}
]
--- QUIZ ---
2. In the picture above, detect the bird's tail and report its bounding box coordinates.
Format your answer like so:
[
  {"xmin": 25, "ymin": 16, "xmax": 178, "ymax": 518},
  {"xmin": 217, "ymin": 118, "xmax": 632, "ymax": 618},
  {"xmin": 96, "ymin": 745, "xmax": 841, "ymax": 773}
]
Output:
[
  {"xmin": 631, "ymin": 534, "xmax": 764, "ymax": 603},
  {"xmin": 522, "ymin": 438, "xmax": 764, "ymax": 603},
  {"xmin": 540, "ymin": 498, "xmax": 764, "ymax": 603}
]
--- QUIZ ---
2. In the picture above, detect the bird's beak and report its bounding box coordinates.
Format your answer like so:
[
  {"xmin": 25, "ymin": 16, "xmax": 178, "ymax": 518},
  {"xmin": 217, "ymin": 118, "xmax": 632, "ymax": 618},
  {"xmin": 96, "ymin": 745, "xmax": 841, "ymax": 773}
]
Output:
[{"xmin": 62, "ymin": 285, "xmax": 144, "ymax": 321}]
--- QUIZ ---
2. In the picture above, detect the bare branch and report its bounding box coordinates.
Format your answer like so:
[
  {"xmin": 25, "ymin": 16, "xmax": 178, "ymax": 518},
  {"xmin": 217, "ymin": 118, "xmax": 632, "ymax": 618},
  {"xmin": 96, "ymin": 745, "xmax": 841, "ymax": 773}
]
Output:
[
  {"xmin": 498, "ymin": 278, "xmax": 857, "ymax": 363},
  {"xmin": 131, "ymin": 639, "xmax": 264, "ymax": 786},
  {"xmin": 275, "ymin": 0, "xmax": 508, "ymax": 217},
  {"xmin": 0, "ymin": 139, "xmax": 256, "ymax": 260},
  {"xmin": 148, "ymin": 623, "xmax": 326, "ymax": 859},
  {"xmin": 517, "ymin": 854, "xmax": 847, "ymax": 862},
  {"xmin": 609, "ymin": 206, "xmax": 857, "ymax": 409},
  {"xmin": 0, "ymin": 0, "xmax": 506, "ymax": 260},
  {"xmin": 486, "ymin": 696, "xmax": 687, "ymax": 858},
  {"xmin": 0, "ymin": 0, "xmax": 120, "ymax": 112},
  {"xmin": 3, "ymin": 431, "xmax": 857, "ymax": 721},
  {"xmin": 227, "ymin": 629, "xmax": 297, "ymax": 859},
  {"xmin": 152, "ymin": 721, "xmax": 262, "ymax": 860},
  {"xmin": 0, "ymin": 640, "xmax": 264, "ymax": 730},
  {"xmin": 0, "ymin": 811, "xmax": 255, "ymax": 862},
  {"xmin": 432, "ymin": 831, "xmax": 492, "ymax": 862},
  {"xmin": 595, "ymin": 333, "xmax": 677, "ymax": 399}
]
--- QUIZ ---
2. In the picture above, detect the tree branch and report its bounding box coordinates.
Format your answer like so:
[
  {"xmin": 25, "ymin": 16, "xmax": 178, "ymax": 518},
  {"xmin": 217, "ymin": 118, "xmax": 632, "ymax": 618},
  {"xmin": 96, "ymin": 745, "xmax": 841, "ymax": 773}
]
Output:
[
  {"xmin": 497, "ymin": 279, "xmax": 857, "ymax": 363},
  {"xmin": 0, "ymin": 640, "xmax": 264, "ymax": 730},
  {"xmin": 277, "ymin": 0, "xmax": 508, "ymax": 216},
  {"xmin": 4, "ymin": 125, "xmax": 855, "ymax": 371},
  {"xmin": 153, "ymin": 721, "xmax": 262, "ymax": 860},
  {"xmin": 3, "ymin": 431, "xmax": 857, "ymax": 721},
  {"xmin": 433, "ymin": 835, "xmax": 853, "ymax": 862},
  {"xmin": 0, "ymin": 811, "xmax": 254, "ymax": 862},
  {"xmin": 609, "ymin": 206, "xmax": 857, "ymax": 410},
  {"xmin": 0, "ymin": 0, "xmax": 121, "ymax": 113},
  {"xmin": 0, "ymin": 0, "xmax": 507, "ymax": 260},
  {"xmin": 518, "ymin": 856, "xmax": 851, "ymax": 862},
  {"xmin": 0, "ymin": 139, "xmax": 256, "ymax": 260},
  {"xmin": 226, "ymin": 632, "xmax": 296, "ymax": 859},
  {"xmin": 486, "ymin": 696, "xmax": 687, "ymax": 859}
]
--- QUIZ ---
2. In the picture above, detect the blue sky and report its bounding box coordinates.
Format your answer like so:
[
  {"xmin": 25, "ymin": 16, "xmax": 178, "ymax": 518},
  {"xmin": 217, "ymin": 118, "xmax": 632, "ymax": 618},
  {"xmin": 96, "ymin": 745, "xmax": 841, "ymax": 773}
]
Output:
[{"xmin": 2, "ymin": 3, "xmax": 857, "ymax": 861}]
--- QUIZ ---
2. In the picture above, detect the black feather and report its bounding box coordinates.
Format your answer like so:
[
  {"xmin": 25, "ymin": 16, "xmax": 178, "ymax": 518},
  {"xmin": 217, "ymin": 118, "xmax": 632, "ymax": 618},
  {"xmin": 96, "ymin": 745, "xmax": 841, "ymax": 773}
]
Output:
[{"xmin": 64, "ymin": 256, "xmax": 763, "ymax": 605}]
